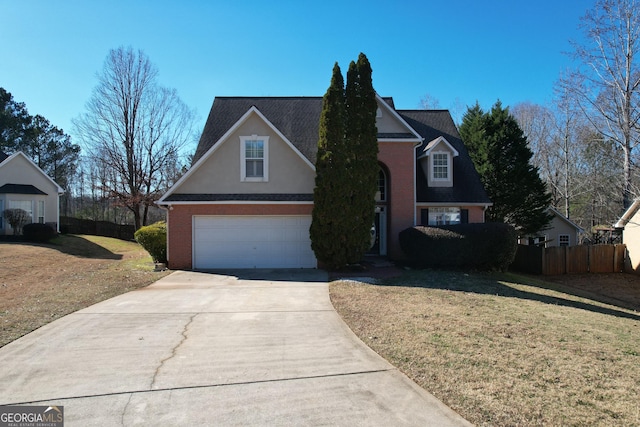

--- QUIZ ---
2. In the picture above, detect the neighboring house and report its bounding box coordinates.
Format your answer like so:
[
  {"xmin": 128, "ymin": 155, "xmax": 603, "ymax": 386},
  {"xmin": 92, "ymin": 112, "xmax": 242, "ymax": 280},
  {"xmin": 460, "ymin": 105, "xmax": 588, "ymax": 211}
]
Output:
[
  {"xmin": 0, "ymin": 151, "xmax": 64, "ymax": 235},
  {"xmin": 614, "ymin": 198, "xmax": 640, "ymax": 273},
  {"xmin": 158, "ymin": 95, "xmax": 491, "ymax": 269},
  {"xmin": 519, "ymin": 207, "xmax": 584, "ymax": 247}
]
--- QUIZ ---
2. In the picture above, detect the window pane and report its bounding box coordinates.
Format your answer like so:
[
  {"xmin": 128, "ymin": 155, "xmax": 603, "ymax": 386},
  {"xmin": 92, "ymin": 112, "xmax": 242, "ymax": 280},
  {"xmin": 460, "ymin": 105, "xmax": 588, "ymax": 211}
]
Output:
[
  {"xmin": 38, "ymin": 200, "xmax": 45, "ymax": 223},
  {"xmin": 428, "ymin": 207, "xmax": 460, "ymax": 225},
  {"xmin": 246, "ymin": 159, "xmax": 264, "ymax": 177},
  {"xmin": 245, "ymin": 140, "xmax": 264, "ymax": 159},
  {"xmin": 433, "ymin": 153, "xmax": 448, "ymax": 179}
]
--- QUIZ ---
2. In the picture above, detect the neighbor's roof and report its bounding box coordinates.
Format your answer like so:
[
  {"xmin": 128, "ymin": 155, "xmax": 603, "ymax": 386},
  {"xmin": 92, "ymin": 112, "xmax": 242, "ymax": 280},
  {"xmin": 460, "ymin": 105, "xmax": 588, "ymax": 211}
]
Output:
[
  {"xmin": 400, "ymin": 110, "xmax": 491, "ymax": 205},
  {"xmin": 0, "ymin": 183, "xmax": 48, "ymax": 195}
]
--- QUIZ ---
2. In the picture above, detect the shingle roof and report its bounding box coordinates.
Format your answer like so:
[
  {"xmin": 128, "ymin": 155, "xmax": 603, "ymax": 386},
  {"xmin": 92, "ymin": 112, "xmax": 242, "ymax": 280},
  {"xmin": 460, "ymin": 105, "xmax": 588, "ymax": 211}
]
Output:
[
  {"xmin": 193, "ymin": 97, "xmax": 324, "ymax": 165},
  {"xmin": 399, "ymin": 110, "xmax": 491, "ymax": 204},
  {"xmin": 0, "ymin": 183, "xmax": 48, "ymax": 195},
  {"xmin": 192, "ymin": 96, "xmax": 403, "ymax": 166},
  {"xmin": 190, "ymin": 99, "xmax": 490, "ymax": 205}
]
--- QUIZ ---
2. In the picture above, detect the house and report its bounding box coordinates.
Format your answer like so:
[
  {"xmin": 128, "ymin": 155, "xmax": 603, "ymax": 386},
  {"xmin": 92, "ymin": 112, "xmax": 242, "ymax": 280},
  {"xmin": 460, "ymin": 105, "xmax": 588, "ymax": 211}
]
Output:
[
  {"xmin": 157, "ymin": 96, "xmax": 491, "ymax": 269},
  {"xmin": 519, "ymin": 207, "xmax": 584, "ymax": 247},
  {"xmin": 614, "ymin": 198, "xmax": 640, "ymax": 273},
  {"xmin": 0, "ymin": 151, "xmax": 64, "ymax": 235}
]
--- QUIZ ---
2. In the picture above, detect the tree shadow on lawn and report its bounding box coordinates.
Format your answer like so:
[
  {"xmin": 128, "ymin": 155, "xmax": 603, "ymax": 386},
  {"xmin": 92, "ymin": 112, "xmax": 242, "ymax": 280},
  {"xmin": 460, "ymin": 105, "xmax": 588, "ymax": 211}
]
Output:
[
  {"xmin": 0, "ymin": 234, "xmax": 123, "ymax": 260},
  {"xmin": 378, "ymin": 270, "xmax": 640, "ymax": 322}
]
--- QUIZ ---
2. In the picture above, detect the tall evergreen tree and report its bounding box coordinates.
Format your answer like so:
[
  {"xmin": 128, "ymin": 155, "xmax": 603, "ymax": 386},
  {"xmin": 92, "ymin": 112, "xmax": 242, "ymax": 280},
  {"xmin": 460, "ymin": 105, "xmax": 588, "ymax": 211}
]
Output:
[
  {"xmin": 344, "ymin": 53, "xmax": 379, "ymax": 263},
  {"xmin": 311, "ymin": 53, "xmax": 379, "ymax": 268},
  {"xmin": 310, "ymin": 63, "xmax": 349, "ymax": 267},
  {"xmin": 459, "ymin": 101, "xmax": 553, "ymax": 235}
]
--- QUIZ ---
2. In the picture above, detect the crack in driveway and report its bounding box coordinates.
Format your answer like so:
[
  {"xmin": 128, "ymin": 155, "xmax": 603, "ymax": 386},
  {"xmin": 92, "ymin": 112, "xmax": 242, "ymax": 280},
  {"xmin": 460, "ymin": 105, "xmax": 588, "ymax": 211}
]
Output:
[{"xmin": 150, "ymin": 314, "xmax": 197, "ymax": 390}]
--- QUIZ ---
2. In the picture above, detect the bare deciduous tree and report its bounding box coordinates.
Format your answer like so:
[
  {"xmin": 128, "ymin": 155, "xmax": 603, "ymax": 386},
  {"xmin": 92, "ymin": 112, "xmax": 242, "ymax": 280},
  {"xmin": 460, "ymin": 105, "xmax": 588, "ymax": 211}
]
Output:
[
  {"xmin": 563, "ymin": 0, "xmax": 640, "ymax": 210},
  {"xmin": 74, "ymin": 47, "xmax": 195, "ymax": 229}
]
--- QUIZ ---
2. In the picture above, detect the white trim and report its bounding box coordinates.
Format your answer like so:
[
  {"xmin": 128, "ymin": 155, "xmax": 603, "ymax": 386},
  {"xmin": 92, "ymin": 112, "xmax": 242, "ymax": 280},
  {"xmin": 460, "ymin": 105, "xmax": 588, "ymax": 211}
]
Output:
[
  {"xmin": 418, "ymin": 136, "xmax": 459, "ymax": 160},
  {"xmin": 1, "ymin": 152, "xmax": 64, "ymax": 194},
  {"xmin": 416, "ymin": 202, "xmax": 493, "ymax": 207},
  {"xmin": 240, "ymin": 135, "xmax": 269, "ymax": 182},
  {"xmin": 158, "ymin": 105, "xmax": 315, "ymax": 204},
  {"xmin": 162, "ymin": 200, "xmax": 314, "ymax": 206},
  {"xmin": 430, "ymin": 151, "xmax": 451, "ymax": 182},
  {"xmin": 614, "ymin": 198, "xmax": 640, "ymax": 229},
  {"xmin": 375, "ymin": 94, "xmax": 424, "ymax": 141},
  {"xmin": 558, "ymin": 234, "xmax": 570, "ymax": 246}
]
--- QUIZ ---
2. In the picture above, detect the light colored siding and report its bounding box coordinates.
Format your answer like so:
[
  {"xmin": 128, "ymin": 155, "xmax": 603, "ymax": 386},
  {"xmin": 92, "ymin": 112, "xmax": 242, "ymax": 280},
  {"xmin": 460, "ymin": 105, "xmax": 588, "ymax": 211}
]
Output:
[
  {"xmin": 624, "ymin": 210, "xmax": 640, "ymax": 272},
  {"xmin": 174, "ymin": 113, "xmax": 315, "ymax": 195},
  {"xmin": 0, "ymin": 154, "xmax": 60, "ymax": 235}
]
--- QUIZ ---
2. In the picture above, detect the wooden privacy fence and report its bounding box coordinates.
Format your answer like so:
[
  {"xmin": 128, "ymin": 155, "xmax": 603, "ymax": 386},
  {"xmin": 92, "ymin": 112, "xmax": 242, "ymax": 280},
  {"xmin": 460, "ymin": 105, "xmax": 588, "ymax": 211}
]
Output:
[
  {"xmin": 511, "ymin": 244, "xmax": 626, "ymax": 275},
  {"xmin": 59, "ymin": 216, "xmax": 136, "ymax": 241}
]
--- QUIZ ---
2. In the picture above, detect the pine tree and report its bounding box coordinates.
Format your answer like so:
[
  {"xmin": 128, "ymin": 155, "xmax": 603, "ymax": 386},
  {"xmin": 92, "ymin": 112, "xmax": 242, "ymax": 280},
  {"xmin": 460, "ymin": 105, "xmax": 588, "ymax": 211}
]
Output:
[{"xmin": 459, "ymin": 101, "xmax": 553, "ymax": 235}]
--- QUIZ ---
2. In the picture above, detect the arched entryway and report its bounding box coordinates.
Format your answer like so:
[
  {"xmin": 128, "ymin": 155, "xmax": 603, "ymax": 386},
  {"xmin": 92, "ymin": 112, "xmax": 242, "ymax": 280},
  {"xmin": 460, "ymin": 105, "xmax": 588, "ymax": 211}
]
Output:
[{"xmin": 369, "ymin": 164, "xmax": 389, "ymax": 256}]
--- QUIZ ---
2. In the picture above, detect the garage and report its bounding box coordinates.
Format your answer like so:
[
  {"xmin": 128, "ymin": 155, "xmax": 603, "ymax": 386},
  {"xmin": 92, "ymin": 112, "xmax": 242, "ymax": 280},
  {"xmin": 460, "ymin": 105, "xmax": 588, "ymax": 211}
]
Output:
[{"xmin": 193, "ymin": 216, "xmax": 317, "ymax": 269}]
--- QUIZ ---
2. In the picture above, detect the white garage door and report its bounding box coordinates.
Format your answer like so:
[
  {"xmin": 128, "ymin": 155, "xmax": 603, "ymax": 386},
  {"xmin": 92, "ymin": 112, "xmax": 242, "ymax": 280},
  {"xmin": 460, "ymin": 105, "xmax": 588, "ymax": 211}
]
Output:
[{"xmin": 193, "ymin": 216, "xmax": 317, "ymax": 269}]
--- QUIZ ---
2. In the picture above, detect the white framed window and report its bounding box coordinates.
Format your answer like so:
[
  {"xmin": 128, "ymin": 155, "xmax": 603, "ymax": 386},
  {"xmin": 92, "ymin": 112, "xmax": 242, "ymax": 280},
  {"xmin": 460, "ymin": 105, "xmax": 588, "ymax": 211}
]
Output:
[
  {"xmin": 240, "ymin": 135, "xmax": 269, "ymax": 181},
  {"xmin": 559, "ymin": 234, "xmax": 570, "ymax": 246},
  {"xmin": 38, "ymin": 200, "xmax": 45, "ymax": 223},
  {"xmin": 375, "ymin": 169, "xmax": 387, "ymax": 202},
  {"xmin": 428, "ymin": 207, "xmax": 460, "ymax": 225},
  {"xmin": 9, "ymin": 200, "xmax": 33, "ymax": 223},
  {"xmin": 431, "ymin": 152, "xmax": 450, "ymax": 181}
]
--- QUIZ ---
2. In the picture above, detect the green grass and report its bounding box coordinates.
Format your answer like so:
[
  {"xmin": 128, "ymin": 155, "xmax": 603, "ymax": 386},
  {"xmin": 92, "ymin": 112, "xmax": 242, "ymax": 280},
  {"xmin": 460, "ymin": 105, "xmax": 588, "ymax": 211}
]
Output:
[{"xmin": 330, "ymin": 270, "xmax": 640, "ymax": 426}]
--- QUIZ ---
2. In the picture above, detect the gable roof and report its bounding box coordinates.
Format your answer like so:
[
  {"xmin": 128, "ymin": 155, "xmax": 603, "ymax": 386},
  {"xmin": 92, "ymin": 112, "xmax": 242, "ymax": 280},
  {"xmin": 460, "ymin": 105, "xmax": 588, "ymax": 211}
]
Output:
[
  {"xmin": 615, "ymin": 198, "xmax": 640, "ymax": 229},
  {"xmin": 193, "ymin": 97, "xmax": 324, "ymax": 165},
  {"xmin": 548, "ymin": 207, "xmax": 584, "ymax": 232},
  {"xmin": 0, "ymin": 151, "xmax": 64, "ymax": 194},
  {"xmin": 0, "ymin": 183, "xmax": 48, "ymax": 195},
  {"xmin": 192, "ymin": 95, "xmax": 421, "ymax": 166},
  {"xmin": 419, "ymin": 136, "xmax": 459, "ymax": 159},
  {"xmin": 401, "ymin": 110, "xmax": 491, "ymax": 205}
]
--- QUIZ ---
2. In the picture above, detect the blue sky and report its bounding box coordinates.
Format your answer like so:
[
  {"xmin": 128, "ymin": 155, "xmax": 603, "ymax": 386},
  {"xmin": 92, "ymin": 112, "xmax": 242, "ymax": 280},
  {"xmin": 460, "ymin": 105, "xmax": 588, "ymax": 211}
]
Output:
[{"xmin": 1, "ymin": 0, "xmax": 592, "ymax": 152}]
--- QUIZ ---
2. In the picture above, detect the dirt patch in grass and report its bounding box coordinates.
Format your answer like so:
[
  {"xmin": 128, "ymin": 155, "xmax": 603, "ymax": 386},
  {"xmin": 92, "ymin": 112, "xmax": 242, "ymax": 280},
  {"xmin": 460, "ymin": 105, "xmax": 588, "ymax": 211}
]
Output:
[
  {"xmin": 0, "ymin": 235, "xmax": 171, "ymax": 347},
  {"xmin": 330, "ymin": 271, "xmax": 640, "ymax": 426}
]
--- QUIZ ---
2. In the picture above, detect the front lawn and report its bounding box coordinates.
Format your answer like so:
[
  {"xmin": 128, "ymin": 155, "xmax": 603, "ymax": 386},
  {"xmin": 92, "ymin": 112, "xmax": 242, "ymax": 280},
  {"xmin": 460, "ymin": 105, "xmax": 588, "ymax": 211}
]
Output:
[
  {"xmin": 0, "ymin": 235, "xmax": 171, "ymax": 347},
  {"xmin": 330, "ymin": 270, "xmax": 640, "ymax": 426}
]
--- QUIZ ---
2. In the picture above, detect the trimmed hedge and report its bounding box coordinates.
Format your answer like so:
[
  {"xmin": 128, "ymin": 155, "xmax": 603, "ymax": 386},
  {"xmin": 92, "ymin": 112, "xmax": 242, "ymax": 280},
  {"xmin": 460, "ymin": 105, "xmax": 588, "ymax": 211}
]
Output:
[
  {"xmin": 399, "ymin": 223, "xmax": 517, "ymax": 271},
  {"xmin": 134, "ymin": 221, "xmax": 167, "ymax": 263},
  {"xmin": 23, "ymin": 223, "xmax": 57, "ymax": 243}
]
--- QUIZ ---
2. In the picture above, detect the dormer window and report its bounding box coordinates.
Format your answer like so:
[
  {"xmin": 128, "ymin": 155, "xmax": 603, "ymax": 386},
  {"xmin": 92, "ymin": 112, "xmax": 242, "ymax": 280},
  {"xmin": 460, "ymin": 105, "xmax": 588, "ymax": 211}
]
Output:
[
  {"xmin": 418, "ymin": 136, "xmax": 458, "ymax": 188},
  {"xmin": 431, "ymin": 152, "xmax": 450, "ymax": 181},
  {"xmin": 240, "ymin": 135, "xmax": 269, "ymax": 181}
]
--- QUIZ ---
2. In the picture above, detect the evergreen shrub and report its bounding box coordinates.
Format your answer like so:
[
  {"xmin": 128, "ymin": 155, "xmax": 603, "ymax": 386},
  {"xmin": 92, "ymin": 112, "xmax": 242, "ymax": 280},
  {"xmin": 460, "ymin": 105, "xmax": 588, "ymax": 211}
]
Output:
[
  {"xmin": 134, "ymin": 221, "xmax": 167, "ymax": 263},
  {"xmin": 23, "ymin": 223, "xmax": 57, "ymax": 242},
  {"xmin": 399, "ymin": 223, "xmax": 517, "ymax": 271}
]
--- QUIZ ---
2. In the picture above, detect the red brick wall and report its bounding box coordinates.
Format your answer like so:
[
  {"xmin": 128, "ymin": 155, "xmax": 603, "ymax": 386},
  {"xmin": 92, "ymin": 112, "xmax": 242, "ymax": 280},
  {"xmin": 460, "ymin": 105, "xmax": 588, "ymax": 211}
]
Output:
[
  {"xmin": 378, "ymin": 141, "xmax": 418, "ymax": 259},
  {"xmin": 167, "ymin": 204, "xmax": 313, "ymax": 270}
]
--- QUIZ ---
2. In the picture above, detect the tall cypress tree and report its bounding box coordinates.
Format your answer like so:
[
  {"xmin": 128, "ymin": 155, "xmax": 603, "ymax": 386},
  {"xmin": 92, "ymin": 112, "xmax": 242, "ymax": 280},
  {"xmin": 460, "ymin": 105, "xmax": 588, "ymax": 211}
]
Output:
[
  {"xmin": 459, "ymin": 101, "xmax": 553, "ymax": 235},
  {"xmin": 344, "ymin": 53, "xmax": 379, "ymax": 263},
  {"xmin": 311, "ymin": 54, "xmax": 379, "ymax": 268},
  {"xmin": 310, "ymin": 63, "xmax": 349, "ymax": 267}
]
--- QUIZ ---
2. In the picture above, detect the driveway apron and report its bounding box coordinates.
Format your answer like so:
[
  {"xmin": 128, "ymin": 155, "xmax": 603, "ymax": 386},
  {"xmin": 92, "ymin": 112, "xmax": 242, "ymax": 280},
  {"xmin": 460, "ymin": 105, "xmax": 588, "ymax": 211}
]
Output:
[{"xmin": 0, "ymin": 270, "xmax": 472, "ymax": 426}]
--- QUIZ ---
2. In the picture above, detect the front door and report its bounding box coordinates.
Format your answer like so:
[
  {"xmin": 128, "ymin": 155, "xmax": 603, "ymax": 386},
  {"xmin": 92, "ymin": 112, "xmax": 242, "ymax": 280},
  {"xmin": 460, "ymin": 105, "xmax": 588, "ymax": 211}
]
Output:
[{"xmin": 369, "ymin": 206, "xmax": 387, "ymax": 256}]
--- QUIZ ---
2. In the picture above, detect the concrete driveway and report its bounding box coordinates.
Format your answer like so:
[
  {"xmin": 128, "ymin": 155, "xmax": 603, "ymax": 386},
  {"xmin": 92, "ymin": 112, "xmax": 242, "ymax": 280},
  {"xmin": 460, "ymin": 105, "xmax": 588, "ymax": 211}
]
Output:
[{"xmin": 0, "ymin": 270, "xmax": 472, "ymax": 426}]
